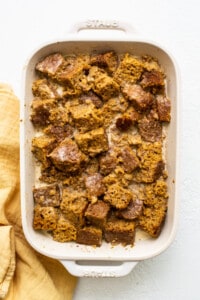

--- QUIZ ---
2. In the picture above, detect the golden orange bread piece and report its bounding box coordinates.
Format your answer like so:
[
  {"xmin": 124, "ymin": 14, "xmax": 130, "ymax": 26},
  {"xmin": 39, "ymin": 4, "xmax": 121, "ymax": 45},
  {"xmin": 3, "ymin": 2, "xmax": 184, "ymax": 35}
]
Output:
[
  {"xmin": 52, "ymin": 215, "xmax": 77, "ymax": 242},
  {"xmin": 104, "ymin": 219, "xmax": 135, "ymax": 246},
  {"xmin": 60, "ymin": 189, "xmax": 88, "ymax": 227},
  {"xmin": 33, "ymin": 205, "xmax": 59, "ymax": 231},
  {"xmin": 76, "ymin": 226, "xmax": 102, "ymax": 247}
]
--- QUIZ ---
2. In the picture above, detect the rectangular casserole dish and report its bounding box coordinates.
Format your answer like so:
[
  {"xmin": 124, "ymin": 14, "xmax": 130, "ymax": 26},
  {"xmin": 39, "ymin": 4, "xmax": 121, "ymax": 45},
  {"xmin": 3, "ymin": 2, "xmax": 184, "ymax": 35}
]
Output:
[{"xmin": 20, "ymin": 21, "xmax": 180, "ymax": 277}]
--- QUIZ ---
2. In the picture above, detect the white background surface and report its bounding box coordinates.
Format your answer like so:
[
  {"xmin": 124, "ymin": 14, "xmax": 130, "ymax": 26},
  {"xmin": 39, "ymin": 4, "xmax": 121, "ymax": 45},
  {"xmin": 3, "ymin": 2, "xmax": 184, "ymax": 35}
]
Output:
[{"xmin": 1, "ymin": 0, "xmax": 199, "ymax": 299}]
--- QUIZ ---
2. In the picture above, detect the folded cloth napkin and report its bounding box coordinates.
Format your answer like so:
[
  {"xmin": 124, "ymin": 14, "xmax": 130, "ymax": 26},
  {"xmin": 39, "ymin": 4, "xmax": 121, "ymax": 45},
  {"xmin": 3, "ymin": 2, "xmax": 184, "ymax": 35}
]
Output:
[{"xmin": 0, "ymin": 84, "xmax": 77, "ymax": 300}]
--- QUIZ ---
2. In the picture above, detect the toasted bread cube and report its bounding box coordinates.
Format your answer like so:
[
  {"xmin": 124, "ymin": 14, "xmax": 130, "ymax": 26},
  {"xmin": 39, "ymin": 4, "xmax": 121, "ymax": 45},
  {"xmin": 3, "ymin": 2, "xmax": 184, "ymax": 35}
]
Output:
[
  {"xmin": 119, "ymin": 146, "xmax": 140, "ymax": 173},
  {"xmin": 139, "ymin": 202, "xmax": 167, "ymax": 237},
  {"xmin": 85, "ymin": 173, "xmax": 105, "ymax": 197},
  {"xmin": 90, "ymin": 51, "xmax": 118, "ymax": 74},
  {"xmin": 60, "ymin": 189, "xmax": 88, "ymax": 226},
  {"xmin": 76, "ymin": 226, "xmax": 102, "ymax": 247},
  {"xmin": 75, "ymin": 127, "xmax": 108, "ymax": 157},
  {"xmin": 140, "ymin": 70, "xmax": 165, "ymax": 91},
  {"xmin": 104, "ymin": 183, "xmax": 132, "ymax": 209},
  {"xmin": 122, "ymin": 84, "xmax": 154, "ymax": 112},
  {"xmin": 48, "ymin": 138, "xmax": 87, "ymax": 173},
  {"xmin": 33, "ymin": 205, "xmax": 59, "ymax": 230},
  {"xmin": 33, "ymin": 183, "xmax": 61, "ymax": 207},
  {"xmin": 32, "ymin": 79, "xmax": 55, "ymax": 99},
  {"xmin": 134, "ymin": 161, "xmax": 165, "ymax": 184},
  {"xmin": 117, "ymin": 199, "xmax": 143, "ymax": 220},
  {"xmin": 32, "ymin": 78, "xmax": 64, "ymax": 99},
  {"xmin": 138, "ymin": 116, "xmax": 162, "ymax": 143},
  {"xmin": 156, "ymin": 95, "xmax": 171, "ymax": 122},
  {"xmin": 55, "ymin": 54, "xmax": 90, "ymax": 86},
  {"xmin": 44, "ymin": 124, "xmax": 74, "ymax": 142},
  {"xmin": 99, "ymin": 151, "xmax": 117, "ymax": 176},
  {"xmin": 69, "ymin": 103, "xmax": 103, "ymax": 133},
  {"xmin": 88, "ymin": 66, "xmax": 120, "ymax": 101},
  {"xmin": 104, "ymin": 219, "xmax": 135, "ymax": 245},
  {"xmin": 36, "ymin": 53, "xmax": 65, "ymax": 77},
  {"xmin": 93, "ymin": 74, "xmax": 120, "ymax": 101},
  {"xmin": 142, "ymin": 180, "xmax": 168, "ymax": 206},
  {"xmin": 52, "ymin": 215, "xmax": 77, "ymax": 242},
  {"xmin": 114, "ymin": 53, "xmax": 143, "ymax": 85},
  {"xmin": 85, "ymin": 200, "xmax": 110, "ymax": 227},
  {"xmin": 79, "ymin": 91, "xmax": 103, "ymax": 108},
  {"xmin": 134, "ymin": 142, "xmax": 165, "ymax": 183},
  {"xmin": 101, "ymin": 95, "xmax": 128, "ymax": 127},
  {"xmin": 31, "ymin": 98, "xmax": 56, "ymax": 127},
  {"xmin": 32, "ymin": 135, "xmax": 56, "ymax": 167}
]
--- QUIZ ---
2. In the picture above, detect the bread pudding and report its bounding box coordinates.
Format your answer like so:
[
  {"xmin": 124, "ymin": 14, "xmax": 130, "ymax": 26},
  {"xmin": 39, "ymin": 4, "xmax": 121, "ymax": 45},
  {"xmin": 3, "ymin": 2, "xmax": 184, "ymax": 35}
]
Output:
[{"xmin": 30, "ymin": 51, "xmax": 171, "ymax": 247}]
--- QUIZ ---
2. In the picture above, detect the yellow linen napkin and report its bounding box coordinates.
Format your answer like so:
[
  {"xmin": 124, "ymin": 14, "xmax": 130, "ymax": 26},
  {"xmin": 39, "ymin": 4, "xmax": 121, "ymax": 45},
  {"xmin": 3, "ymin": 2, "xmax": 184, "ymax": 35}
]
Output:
[{"xmin": 0, "ymin": 84, "xmax": 77, "ymax": 300}]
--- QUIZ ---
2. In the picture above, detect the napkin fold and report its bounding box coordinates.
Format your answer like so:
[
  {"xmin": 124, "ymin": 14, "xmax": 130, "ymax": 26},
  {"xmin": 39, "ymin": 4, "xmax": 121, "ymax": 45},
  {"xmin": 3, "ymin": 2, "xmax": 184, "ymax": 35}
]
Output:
[{"xmin": 0, "ymin": 84, "xmax": 77, "ymax": 300}]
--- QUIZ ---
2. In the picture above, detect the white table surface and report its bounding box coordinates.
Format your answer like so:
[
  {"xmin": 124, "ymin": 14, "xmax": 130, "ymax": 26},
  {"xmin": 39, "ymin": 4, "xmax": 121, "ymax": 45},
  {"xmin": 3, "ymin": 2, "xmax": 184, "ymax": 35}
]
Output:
[{"xmin": 1, "ymin": 0, "xmax": 199, "ymax": 299}]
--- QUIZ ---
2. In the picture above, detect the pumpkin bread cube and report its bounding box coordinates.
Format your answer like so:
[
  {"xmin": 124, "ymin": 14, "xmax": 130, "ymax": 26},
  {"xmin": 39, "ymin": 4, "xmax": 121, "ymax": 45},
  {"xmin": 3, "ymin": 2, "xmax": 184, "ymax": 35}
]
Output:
[
  {"xmin": 117, "ymin": 199, "xmax": 143, "ymax": 220},
  {"xmin": 134, "ymin": 142, "xmax": 165, "ymax": 183},
  {"xmin": 104, "ymin": 219, "xmax": 135, "ymax": 246},
  {"xmin": 52, "ymin": 215, "xmax": 77, "ymax": 242},
  {"xmin": 75, "ymin": 127, "xmax": 108, "ymax": 157},
  {"xmin": 114, "ymin": 53, "xmax": 143, "ymax": 85},
  {"xmin": 48, "ymin": 138, "xmax": 87, "ymax": 173},
  {"xmin": 31, "ymin": 98, "xmax": 57, "ymax": 127},
  {"xmin": 138, "ymin": 202, "xmax": 167, "ymax": 238},
  {"xmin": 32, "ymin": 135, "xmax": 56, "ymax": 167},
  {"xmin": 33, "ymin": 205, "xmax": 59, "ymax": 231},
  {"xmin": 156, "ymin": 95, "xmax": 171, "ymax": 122},
  {"xmin": 33, "ymin": 183, "xmax": 61, "ymax": 207},
  {"xmin": 76, "ymin": 226, "xmax": 102, "ymax": 247},
  {"xmin": 104, "ymin": 183, "xmax": 132, "ymax": 209},
  {"xmin": 69, "ymin": 102, "xmax": 103, "ymax": 133},
  {"xmin": 85, "ymin": 173, "xmax": 105, "ymax": 197},
  {"xmin": 85, "ymin": 200, "xmax": 110, "ymax": 228},
  {"xmin": 60, "ymin": 189, "xmax": 88, "ymax": 227},
  {"xmin": 35, "ymin": 53, "xmax": 65, "ymax": 77},
  {"xmin": 90, "ymin": 51, "xmax": 118, "ymax": 74},
  {"xmin": 89, "ymin": 66, "xmax": 120, "ymax": 101}
]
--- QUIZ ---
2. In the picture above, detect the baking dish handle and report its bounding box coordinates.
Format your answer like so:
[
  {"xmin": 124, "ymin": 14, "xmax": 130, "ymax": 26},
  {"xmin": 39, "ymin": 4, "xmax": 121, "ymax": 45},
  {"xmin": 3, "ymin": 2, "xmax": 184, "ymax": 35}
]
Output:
[
  {"xmin": 60, "ymin": 260, "xmax": 138, "ymax": 277},
  {"xmin": 69, "ymin": 20, "xmax": 135, "ymax": 35}
]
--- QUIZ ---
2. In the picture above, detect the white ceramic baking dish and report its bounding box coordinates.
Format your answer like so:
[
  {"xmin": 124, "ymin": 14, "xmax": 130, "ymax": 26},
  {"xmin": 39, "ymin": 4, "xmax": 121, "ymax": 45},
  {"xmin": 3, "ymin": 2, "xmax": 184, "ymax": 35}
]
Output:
[{"xmin": 20, "ymin": 20, "xmax": 180, "ymax": 277}]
